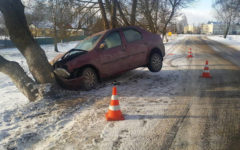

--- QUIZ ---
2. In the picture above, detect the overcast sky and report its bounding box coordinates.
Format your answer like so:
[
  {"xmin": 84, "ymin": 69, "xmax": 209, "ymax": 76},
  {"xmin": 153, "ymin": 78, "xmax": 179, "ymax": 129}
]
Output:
[{"xmin": 181, "ymin": 0, "xmax": 216, "ymax": 25}]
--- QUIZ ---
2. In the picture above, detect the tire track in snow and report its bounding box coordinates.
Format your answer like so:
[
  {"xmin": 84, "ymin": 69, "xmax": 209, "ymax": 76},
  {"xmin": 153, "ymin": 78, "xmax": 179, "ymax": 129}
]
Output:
[
  {"xmin": 159, "ymin": 36, "xmax": 197, "ymax": 150},
  {"xmin": 160, "ymin": 103, "xmax": 191, "ymax": 150}
]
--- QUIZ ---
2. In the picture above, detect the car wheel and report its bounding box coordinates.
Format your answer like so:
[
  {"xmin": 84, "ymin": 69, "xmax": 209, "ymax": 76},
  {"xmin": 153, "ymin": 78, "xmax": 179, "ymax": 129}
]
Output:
[
  {"xmin": 148, "ymin": 52, "xmax": 163, "ymax": 72},
  {"xmin": 81, "ymin": 68, "xmax": 98, "ymax": 90}
]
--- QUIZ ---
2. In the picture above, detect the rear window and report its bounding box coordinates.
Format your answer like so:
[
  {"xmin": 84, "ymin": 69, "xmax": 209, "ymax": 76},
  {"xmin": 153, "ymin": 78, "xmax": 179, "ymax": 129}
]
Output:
[{"xmin": 123, "ymin": 29, "xmax": 142, "ymax": 43}]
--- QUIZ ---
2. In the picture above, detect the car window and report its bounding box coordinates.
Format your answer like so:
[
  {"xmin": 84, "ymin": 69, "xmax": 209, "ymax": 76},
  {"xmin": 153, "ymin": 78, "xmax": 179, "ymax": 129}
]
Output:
[
  {"xmin": 123, "ymin": 29, "xmax": 142, "ymax": 43},
  {"xmin": 103, "ymin": 32, "xmax": 122, "ymax": 49},
  {"xmin": 75, "ymin": 34, "xmax": 102, "ymax": 51}
]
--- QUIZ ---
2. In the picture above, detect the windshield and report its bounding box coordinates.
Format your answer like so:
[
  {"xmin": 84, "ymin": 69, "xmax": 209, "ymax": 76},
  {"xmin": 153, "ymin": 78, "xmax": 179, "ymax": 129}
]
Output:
[{"xmin": 75, "ymin": 34, "xmax": 102, "ymax": 51}]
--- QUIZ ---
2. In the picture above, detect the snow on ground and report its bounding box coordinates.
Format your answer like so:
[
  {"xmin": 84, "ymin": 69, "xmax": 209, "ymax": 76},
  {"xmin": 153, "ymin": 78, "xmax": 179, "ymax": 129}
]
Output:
[
  {"xmin": 0, "ymin": 36, "xmax": 9, "ymax": 40},
  {"xmin": 0, "ymin": 41, "xmax": 78, "ymax": 114},
  {"xmin": 0, "ymin": 35, "xmax": 186, "ymax": 149},
  {"xmin": 206, "ymin": 35, "xmax": 240, "ymax": 67},
  {"xmin": 207, "ymin": 35, "xmax": 240, "ymax": 50}
]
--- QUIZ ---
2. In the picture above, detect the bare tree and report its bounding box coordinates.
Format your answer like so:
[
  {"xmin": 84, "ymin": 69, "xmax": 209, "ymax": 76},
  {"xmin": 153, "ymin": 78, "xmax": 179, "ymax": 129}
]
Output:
[
  {"xmin": 159, "ymin": 0, "xmax": 194, "ymax": 39},
  {"xmin": 49, "ymin": 0, "xmax": 74, "ymax": 52},
  {"xmin": 115, "ymin": 0, "xmax": 138, "ymax": 26},
  {"xmin": 98, "ymin": 0, "xmax": 110, "ymax": 29},
  {"xmin": 213, "ymin": 0, "xmax": 240, "ymax": 38},
  {"xmin": 25, "ymin": 1, "xmax": 47, "ymax": 27},
  {"xmin": 0, "ymin": 14, "xmax": 8, "ymax": 37},
  {"xmin": 29, "ymin": 0, "xmax": 75, "ymax": 52},
  {"xmin": 110, "ymin": 0, "xmax": 117, "ymax": 28},
  {"xmin": 97, "ymin": 0, "xmax": 139, "ymax": 29},
  {"xmin": 116, "ymin": 1, "xmax": 130, "ymax": 26},
  {"xmin": 25, "ymin": 0, "xmax": 60, "ymax": 52},
  {"xmin": 130, "ymin": 0, "xmax": 138, "ymax": 25},
  {"xmin": 138, "ymin": 0, "xmax": 158, "ymax": 33},
  {"xmin": 137, "ymin": 0, "xmax": 194, "ymax": 38},
  {"xmin": 0, "ymin": 0, "xmax": 56, "ymax": 101}
]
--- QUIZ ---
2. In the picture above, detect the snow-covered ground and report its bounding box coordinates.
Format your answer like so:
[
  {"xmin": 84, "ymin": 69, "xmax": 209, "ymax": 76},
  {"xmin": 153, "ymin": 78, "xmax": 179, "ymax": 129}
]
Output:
[
  {"xmin": 0, "ymin": 35, "xmax": 185, "ymax": 149},
  {"xmin": 207, "ymin": 35, "xmax": 240, "ymax": 50},
  {"xmin": 0, "ymin": 36, "xmax": 9, "ymax": 40},
  {"xmin": 206, "ymin": 35, "xmax": 240, "ymax": 67},
  {"xmin": 0, "ymin": 41, "xmax": 78, "ymax": 114}
]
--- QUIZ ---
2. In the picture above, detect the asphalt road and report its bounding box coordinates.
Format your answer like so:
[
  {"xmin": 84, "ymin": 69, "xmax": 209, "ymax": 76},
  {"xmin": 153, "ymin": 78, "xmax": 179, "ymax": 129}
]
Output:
[{"xmin": 162, "ymin": 35, "xmax": 240, "ymax": 150}]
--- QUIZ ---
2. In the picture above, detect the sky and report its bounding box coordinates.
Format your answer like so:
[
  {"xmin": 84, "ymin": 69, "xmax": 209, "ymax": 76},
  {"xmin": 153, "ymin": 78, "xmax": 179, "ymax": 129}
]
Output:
[{"xmin": 181, "ymin": 0, "xmax": 216, "ymax": 25}]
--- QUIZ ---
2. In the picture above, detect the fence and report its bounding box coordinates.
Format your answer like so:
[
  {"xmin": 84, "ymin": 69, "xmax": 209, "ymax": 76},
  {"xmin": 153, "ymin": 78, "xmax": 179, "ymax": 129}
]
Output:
[{"xmin": 0, "ymin": 35, "xmax": 86, "ymax": 49}]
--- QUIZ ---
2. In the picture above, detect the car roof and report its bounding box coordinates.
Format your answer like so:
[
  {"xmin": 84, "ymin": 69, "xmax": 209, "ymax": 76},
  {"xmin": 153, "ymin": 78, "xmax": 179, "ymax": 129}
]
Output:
[
  {"xmin": 90, "ymin": 26, "xmax": 142, "ymax": 37},
  {"xmin": 106, "ymin": 26, "xmax": 142, "ymax": 32}
]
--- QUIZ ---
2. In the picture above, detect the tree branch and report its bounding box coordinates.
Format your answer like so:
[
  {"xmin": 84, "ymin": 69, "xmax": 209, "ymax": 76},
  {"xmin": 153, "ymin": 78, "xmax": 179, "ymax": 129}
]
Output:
[{"xmin": 0, "ymin": 55, "xmax": 38, "ymax": 101}]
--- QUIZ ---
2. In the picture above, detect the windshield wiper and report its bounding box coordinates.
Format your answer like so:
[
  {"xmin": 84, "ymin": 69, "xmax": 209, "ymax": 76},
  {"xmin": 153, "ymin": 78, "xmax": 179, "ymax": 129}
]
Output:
[
  {"xmin": 62, "ymin": 49, "xmax": 87, "ymax": 60},
  {"xmin": 70, "ymin": 48, "xmax": 88, "ymax": 52}
]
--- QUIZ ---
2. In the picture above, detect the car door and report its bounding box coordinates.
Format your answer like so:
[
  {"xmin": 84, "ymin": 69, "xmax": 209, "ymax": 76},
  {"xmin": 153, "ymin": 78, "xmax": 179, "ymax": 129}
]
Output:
[
  {"xmin": 122, "ymin": 28, "xmax": 148, "ymax": 69},
  {"xmin": 97, "ymin": 31, "xmax": 129, "ymax": 77}
]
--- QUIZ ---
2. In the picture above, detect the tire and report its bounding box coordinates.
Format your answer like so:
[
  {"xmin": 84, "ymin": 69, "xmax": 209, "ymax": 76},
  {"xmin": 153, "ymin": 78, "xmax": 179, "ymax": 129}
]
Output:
[
  {"xmin": 148, "ymin": 52, "xmax": 163, "ymax": 72},
  {"xmin": 81, "ymin": 68, "xmax": 98, "ymax": 90}
]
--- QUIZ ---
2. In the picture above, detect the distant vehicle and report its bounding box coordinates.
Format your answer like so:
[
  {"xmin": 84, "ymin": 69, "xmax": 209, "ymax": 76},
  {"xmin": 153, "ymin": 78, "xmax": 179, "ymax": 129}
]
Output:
[{"xmin": 51, "ymin": 26, "xmax": 165, "ymax": 90}]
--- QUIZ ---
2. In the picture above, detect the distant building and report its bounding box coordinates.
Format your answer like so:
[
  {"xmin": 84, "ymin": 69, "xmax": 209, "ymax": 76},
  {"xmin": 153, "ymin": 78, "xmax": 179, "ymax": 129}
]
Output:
[
  {"xmin": 184, "ymin": 25, "xmax": 199, "ymax": 34},
  {"xmin": 29, "ymin": 24, "xmax": 84, "ymax": 37},
  {"xmin": 201, "ymin": 23, "xmax": 211, "ymax": 34},
  {"xmin": 201, "ymin": 22, "xmax": 222, "ymax": 34},
  {"xmin": 200, "ymin": 22, "xmax": 240, "ymax": 35},
  {"xmin": 230, "ymin": 24, "xmax": 240, "ymax": 34}
]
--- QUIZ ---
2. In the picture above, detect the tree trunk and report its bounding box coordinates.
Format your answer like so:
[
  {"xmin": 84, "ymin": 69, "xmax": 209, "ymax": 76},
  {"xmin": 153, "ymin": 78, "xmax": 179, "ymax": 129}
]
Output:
[
  {"xmin": 53, "ymin": 18, "xmax": 59, "ymax": 52},
  {"xmin": 224, "ymin": 22, "xmax": 230, "ymax": 39},
  {"xmin": 98, "ymin": 0, "xmax": 110, "ymax": 29},
  {"xmin": 162, "ymin": 3, "xmax": 176, "ymax": 40},
  {"xmin": 154, "ymin": 0, "xmax": 159, "ymax": 31},
  {"xmin": 110, "ymin": 0, "xmax": 117, "ymax": 29},
  {"xmin": 144, "ymin": 0, "xmax": 155, "ymax": 33},
  {"xmin": 105, "ymin": 0, "xmax": 112, "ymax": 14},
  {"xmin": 116, "ymin": 1, "xmax": 129, "ymax": 26},
  {"xmin": 54, "ymin": 38, "xmax": 59, "ymax": 52},
  {"xmin": 0, "ymin": 0, "xmax": 55, "ymax": 84},
  {"xmin": 77, "ymin": 3, "xmax": 97, "ymax": 29},
  {"xmin": 130, "ymin": 0, "xmax": 137, "ymax": 25},
  {"xmin": 0, "ymin": 56, "xmax": 38, "ymax": 101}
]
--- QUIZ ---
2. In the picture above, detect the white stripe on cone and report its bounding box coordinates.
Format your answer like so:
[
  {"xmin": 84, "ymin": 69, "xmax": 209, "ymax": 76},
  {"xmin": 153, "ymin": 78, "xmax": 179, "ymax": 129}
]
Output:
[
  {"xmin": 111, "ymin": 95, "xmax": 118, "ymax": 100},
  {"xmin": 109, "ymin": 105, "xmax": 120, "ymax": 111},
  {"xmin": 203, "ymin": 70, "xmax": 210, "ymax": 73}
]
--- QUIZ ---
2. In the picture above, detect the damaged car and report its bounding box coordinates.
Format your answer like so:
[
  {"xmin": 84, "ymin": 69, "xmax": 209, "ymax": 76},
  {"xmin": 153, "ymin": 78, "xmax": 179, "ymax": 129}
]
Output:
[{"xmin": 51, "ymin": 26, "xmax": 165, "ymax": 90}]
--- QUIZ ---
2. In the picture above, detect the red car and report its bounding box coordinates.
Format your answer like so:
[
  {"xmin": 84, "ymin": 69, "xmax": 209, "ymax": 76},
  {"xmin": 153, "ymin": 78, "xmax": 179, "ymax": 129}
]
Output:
[{"xmin": 52, "ymin": 26, "xmax": 165, "ymax": 90}]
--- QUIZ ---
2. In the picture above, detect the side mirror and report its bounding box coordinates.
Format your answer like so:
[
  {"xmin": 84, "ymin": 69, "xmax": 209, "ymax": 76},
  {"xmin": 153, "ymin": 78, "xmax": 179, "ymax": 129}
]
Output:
[{"xmin": 99, "ymin": 43, "xmax": 105, "ymax": 49}]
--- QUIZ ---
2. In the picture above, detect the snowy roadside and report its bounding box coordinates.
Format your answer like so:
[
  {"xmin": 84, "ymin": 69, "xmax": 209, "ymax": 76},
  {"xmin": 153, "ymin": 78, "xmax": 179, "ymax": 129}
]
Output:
[
  {"xmin": 205, "ymin": 35, "xmax": 240, "ymax": 67},
  {"xmin": 207, "ymin": 35, "xmax": 240, "ymax": 50},
  {"xmin": 0, "ymin": 41, "xmax": 78, "ymax": 114},
  {"xmin": 0, "ymin": 35, "xmax": 186, "ymax": 149}
]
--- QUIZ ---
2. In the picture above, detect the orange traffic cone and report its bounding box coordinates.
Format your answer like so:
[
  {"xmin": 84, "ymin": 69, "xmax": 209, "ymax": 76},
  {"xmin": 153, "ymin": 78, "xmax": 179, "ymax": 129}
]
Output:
[
  {"xmin": 187, "ymin": 48, "xmax": 193, "ymax": 58},
  {"xmin": 105, "ymin": 86, "xmax": 124, "ymax": 121},
  {"xmin": 201, "ymin": 60, "xmax": 212, "ymax": 78}
]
